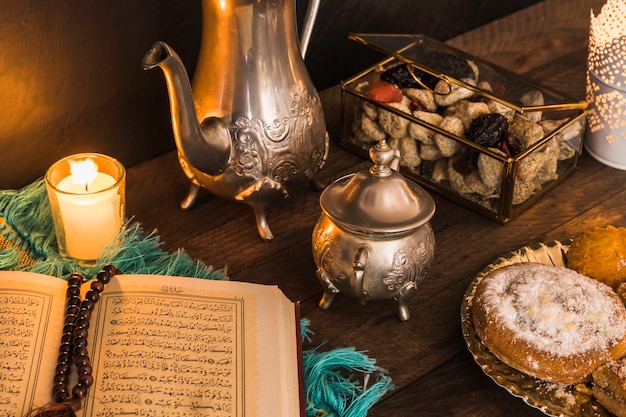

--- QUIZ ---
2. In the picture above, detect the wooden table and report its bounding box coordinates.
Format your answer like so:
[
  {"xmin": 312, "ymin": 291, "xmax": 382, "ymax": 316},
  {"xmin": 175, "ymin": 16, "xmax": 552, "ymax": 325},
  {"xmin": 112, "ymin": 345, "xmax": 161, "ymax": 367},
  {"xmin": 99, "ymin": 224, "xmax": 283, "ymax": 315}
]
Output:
[{"xmin": 125, "ymin": 0, "xmax": 622, "ymax": 415}]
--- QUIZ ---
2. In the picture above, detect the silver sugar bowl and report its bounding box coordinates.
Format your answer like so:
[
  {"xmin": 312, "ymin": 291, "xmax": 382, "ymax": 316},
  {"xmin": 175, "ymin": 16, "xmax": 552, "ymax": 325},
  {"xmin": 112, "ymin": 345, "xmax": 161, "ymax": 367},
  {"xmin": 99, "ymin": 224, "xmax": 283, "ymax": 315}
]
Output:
[{"xmin": 312, "ymin": 140, "xmax": 436, "ymax": 321}]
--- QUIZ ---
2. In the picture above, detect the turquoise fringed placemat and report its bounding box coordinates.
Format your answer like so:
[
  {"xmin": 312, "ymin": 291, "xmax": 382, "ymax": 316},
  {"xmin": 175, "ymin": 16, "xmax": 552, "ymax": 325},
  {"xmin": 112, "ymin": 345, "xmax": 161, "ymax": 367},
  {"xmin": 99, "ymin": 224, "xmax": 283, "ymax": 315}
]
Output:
[
  {"xmin": 0, "ymin": 179, "xmax": 223, "ymax": 279},
  {"xmin": 0, "ymin": 178, "xmax": 392, "ymax": 417}
]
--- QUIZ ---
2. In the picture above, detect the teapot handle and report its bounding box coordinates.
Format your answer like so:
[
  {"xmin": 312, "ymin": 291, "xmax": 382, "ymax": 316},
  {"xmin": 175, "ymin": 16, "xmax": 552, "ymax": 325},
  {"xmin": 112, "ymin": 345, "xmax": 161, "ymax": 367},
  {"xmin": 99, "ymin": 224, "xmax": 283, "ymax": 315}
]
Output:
[{"xmin": 298, "ymin": 0, "xmax": 321, "ymax": 59}]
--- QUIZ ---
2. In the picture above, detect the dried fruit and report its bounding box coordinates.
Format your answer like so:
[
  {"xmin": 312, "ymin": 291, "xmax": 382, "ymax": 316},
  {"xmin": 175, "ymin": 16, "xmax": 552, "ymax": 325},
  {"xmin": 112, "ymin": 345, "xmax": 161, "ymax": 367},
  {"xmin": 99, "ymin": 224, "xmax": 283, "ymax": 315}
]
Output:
[
  {"xmin": 501, "ymin": 131, "xmax": 523, "ymax": 157},
  {"xmin": 421, "ymin": 51, "xmax": 475, "ymax": 81},
  {"xmin": 380, "ymin": 52, "xmax": 475, "ymax": 92},
  {"xmin": 452, "ymin": 154, "xmax": 476, "ymax": 176},
  {"xmin": 367, "ymin": 80, "xmax": 403, "ymax": 103},
  {"xmin": 468, "ymin": 113, "xmax": 509, "ymax": 148},
  {"xmin": 410, "ymin": 98, "xmax": 427, "ymax": 112},
  {"xmin": 381, "ymin": 64, "xmax": 439, "ymax": 90}
]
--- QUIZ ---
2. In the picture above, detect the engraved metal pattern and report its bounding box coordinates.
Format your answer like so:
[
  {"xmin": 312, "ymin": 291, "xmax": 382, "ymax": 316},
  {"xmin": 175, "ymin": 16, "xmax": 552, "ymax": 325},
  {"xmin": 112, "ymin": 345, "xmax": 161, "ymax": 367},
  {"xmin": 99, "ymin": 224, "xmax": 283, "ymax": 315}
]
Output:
[
  {"xmin": 384, "ymin": 248, "xmax": 419, "ymax": 291},
  {"xmin": 231, "ymin": 121, "xmax": 265, "ymax": 179},
  {"xmin": 227, "ymin": 88, "xmax": 327, "ymax": 184},
  {"xmin": 315, "ymin": 221, "xmax": 347, "ymax": 284},
  {"xmin": 383, "ymin": 232, "xmax": 434, "ymax": 291}
]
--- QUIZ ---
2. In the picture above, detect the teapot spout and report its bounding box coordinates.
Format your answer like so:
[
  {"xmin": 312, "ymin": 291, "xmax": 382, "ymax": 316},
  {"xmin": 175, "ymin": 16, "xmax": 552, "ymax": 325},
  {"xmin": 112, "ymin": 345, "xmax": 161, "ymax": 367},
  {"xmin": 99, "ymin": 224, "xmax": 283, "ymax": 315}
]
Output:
[{"xmin": 142, "ymin": 41, "xmax": 230, "ymax": 176}]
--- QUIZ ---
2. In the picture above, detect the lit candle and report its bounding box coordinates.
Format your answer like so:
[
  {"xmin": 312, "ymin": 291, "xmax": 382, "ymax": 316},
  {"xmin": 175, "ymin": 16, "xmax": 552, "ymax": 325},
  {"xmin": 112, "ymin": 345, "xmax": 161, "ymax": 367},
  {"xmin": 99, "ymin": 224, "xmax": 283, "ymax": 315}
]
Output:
[{"xmin": 45, "ymin": 153, "xmax": 125, "ymax": 262}]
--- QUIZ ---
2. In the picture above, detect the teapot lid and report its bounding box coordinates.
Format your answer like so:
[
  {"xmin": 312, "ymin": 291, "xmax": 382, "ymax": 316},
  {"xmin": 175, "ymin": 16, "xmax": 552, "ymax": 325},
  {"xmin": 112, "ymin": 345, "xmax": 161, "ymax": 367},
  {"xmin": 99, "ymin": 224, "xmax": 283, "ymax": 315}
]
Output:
[{"xmin": 320, "ymin": 140, "xmax": 436, "ymax": 233}]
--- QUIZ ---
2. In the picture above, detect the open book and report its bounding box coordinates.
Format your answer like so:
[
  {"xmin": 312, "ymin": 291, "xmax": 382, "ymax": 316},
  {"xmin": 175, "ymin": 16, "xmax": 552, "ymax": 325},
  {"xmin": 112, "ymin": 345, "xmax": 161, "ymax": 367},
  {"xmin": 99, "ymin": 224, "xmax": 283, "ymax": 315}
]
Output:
[{"xmin": 0, "ymin": 271, "xmax": 303, "ymax": 417}]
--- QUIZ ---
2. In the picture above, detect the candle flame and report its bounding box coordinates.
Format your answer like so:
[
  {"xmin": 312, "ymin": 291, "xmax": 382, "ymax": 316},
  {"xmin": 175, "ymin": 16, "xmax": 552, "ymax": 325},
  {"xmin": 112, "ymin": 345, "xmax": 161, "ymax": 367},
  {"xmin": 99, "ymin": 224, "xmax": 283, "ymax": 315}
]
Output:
[{"xmin": 70, "ymin": 159, "xmax": 98, "ymax": 191}]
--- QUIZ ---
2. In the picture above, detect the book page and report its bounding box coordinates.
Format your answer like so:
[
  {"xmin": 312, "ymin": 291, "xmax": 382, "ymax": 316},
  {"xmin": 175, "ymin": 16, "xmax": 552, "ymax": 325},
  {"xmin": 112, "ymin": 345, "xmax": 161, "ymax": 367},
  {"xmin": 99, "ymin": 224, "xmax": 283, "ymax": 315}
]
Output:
[
  {"xmin": 0, "ymin": 271, "xmax": 67, "ymax": 417},
  {"xmin": 83, "ymin": 274, "xmax": 300, "ymax": 417}
]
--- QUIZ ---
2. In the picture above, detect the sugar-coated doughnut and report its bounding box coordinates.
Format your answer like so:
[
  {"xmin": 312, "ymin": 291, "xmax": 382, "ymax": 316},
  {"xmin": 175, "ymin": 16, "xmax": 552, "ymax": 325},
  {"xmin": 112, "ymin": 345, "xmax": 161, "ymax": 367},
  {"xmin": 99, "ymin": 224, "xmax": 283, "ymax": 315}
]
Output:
[{"xmin": 472, "ymin": 262, "xmax": 626, "ymax": 384}]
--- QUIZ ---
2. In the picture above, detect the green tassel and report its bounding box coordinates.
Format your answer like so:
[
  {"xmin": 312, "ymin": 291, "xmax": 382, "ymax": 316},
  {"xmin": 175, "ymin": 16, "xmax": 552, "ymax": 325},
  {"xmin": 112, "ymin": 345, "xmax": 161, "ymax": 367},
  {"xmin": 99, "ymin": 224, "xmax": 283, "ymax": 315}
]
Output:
[
  {"xmin": 0, "ymin": 179, "xmax": 56, "ymax": 260},
  {"xmin": 300, "ymin": 318, "xmax": 314, "ymax": 342},
  {"xmin": 0, "ymin": 178, "xmax": 225, "ymax": 281},
  {"xmin": 303, "ymin": 346, "xmax": 393, "ymax": 417},
  {"xmin": 89, "ymin": 221, "xmax": 225, "ymax": 280},
  {"xmin": 0, "ymin": 248, "xmax": 21, "ymax": 269}
]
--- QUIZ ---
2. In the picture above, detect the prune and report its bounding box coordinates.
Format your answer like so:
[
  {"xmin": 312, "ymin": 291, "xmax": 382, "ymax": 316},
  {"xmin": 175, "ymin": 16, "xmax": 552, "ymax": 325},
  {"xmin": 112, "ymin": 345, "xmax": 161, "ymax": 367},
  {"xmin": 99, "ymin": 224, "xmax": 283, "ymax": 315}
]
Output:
[
  {"xmin": 452, "ymin": 154, "xmax": 476, "ymax": 175},
  {"xmin": 410, "ymin": 98, "xmax": 427, "ymax": 112},
  {"xmin": 468, "ymin": 113, "xmax": 509, "ymax": 148},
  {"xmin": 421, "ymin": 51, "xmax": 475, "ymax": 81},
  {"xmin": 380, "ymin": 63, "xmax": 439, "ymax": 89},
  {"xmin": 381, "ymin": 51, "xmax": 475, "ymax": 91},
  {"xmin": 501, "ymin": 131, "xmax": 523, "ymax": 157},
  {"xmin": 453, "ymin": 146, "xmax": 482, "ymax": 175}
]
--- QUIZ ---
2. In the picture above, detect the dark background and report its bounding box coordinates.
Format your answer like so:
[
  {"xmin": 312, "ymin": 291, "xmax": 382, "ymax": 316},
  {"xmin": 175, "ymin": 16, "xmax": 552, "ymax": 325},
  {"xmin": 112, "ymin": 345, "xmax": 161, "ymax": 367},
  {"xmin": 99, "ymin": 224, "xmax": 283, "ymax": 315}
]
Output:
[{"xmin": 0, "ymin": 0, "xmax": 541, "ymax": 189}]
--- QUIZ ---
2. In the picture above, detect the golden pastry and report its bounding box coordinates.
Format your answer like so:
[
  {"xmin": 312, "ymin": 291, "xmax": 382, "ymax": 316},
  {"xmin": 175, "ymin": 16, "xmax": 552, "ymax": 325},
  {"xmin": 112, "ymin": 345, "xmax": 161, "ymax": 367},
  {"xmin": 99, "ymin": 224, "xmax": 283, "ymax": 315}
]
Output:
[
  {"xmin": 472, "ymin": 262, "xmax": 626, "ymax": 384},
  {"xmin": 567, "ymin": 225, "xmax": 626, "ymax": 290},
  {"xmin": 593, "ymin": 357, "xmax": 626, "ymax": 417}
]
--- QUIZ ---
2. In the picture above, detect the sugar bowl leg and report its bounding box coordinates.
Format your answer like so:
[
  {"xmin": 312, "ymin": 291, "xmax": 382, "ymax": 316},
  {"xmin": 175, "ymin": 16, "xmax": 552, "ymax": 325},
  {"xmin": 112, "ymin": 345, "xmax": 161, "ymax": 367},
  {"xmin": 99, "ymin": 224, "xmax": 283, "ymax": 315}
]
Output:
[
  {"xmin": 317, "ymin": 268, "xmax": 339, "ymax": 309},
  {"xmin": 395, "ymin": 282, "xmax": 418, "ymax": 322}
]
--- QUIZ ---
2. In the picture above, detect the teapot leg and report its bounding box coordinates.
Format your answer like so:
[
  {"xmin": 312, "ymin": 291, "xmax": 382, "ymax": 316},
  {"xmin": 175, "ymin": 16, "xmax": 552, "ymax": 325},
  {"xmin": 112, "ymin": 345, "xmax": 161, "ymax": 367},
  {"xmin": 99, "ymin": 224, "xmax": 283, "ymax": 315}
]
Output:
[
  {"xmin": 251, "ymin": 204, "xmax": 273, "ymax": 241},
  {"xmin": 235, "ymin": 177, "xmax": 290, "ymax": 241},
  {"xmin": 180, "ymin": 183, "xmax": 201, "ymax": 210},
  {"xmin": 395, "ymin": 282, "xmax": 418, "ymax": 321}
]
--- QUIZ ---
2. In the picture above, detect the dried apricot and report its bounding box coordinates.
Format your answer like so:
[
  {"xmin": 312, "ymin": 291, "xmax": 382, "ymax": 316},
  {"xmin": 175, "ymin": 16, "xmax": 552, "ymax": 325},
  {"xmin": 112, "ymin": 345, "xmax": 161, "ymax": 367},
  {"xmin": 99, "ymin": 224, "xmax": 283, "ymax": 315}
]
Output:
[{"xmin": 366, "ymin": 80, "xmax": 403, "ymax": 103}]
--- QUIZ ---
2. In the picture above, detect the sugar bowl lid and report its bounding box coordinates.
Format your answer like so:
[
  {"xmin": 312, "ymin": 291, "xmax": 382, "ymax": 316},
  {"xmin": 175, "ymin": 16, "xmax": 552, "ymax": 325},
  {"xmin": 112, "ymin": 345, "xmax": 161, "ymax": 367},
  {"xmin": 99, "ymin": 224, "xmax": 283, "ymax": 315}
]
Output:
[{"xmin": 320, "ymin": 140, "xmax": 436, "ymax": 233}]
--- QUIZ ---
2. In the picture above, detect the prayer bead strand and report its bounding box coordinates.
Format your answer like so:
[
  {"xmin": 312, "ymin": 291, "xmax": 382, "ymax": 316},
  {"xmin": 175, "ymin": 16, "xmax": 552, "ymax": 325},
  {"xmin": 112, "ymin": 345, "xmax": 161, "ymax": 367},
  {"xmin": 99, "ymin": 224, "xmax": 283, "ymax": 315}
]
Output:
[{"xmin": 32, "ymin": 264, "xmax": 120, "ymax": 417}]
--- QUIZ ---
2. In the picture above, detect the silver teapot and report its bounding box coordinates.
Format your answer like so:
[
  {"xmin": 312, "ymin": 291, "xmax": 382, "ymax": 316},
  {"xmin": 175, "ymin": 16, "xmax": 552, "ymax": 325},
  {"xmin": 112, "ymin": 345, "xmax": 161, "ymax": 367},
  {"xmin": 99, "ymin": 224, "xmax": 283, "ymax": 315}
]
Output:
[
  {"xmin": 142, "ymin": 0, "xmax": 328, "ymax": 241},
  {"xmin": 312, "ymin": 140, "xmax": 436, "ymax": 321}
]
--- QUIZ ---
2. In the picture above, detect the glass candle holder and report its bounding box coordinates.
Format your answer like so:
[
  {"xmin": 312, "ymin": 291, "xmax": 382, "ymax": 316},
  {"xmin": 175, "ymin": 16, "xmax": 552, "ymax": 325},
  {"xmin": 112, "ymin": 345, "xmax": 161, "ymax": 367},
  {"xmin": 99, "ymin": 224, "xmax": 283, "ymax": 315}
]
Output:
[
  {"xmin": 45, "ymin": 153, "xmax": 126, "ymax": 262},
  {"xmin": 585, "ymin": 0, "xmax": 626, "ymax": 170}
]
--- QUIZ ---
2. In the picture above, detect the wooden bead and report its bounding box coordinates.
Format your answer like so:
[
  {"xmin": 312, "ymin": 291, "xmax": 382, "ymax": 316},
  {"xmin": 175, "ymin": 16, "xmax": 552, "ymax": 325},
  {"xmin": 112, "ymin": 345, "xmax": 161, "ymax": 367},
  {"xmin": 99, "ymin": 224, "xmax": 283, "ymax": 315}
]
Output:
[
  {"xmin": 73, "ymin": 337, "xmax": 87, "ymax": 348},
  {"xmin": 72, "ymin": 346, "xmax": 88, "ymax": 358},
  {"xmin": 66, "ymin": 286, "xmax": 81, "ymax": 297},
  {"xmin": 74, "ymin": 354, "xmax": 90, "ymax": 367},
  {"xmin": 85, "ymin": 290, "xmax": 99, "ymax": 303},
  {"xmin": 67, "ymin": 305, "xmax": 80, "ymax": 316},
  {"xmin": 54, "ymin": 389, "xmax": 69, "ymax": 403},
  {"xmin": 90, "ymin": 280, "xmax": 105, "ymax": 293},
  {"xmin": 58, "ymin": 342, "xmax": 72, "ymax": 354},
  {"xmin": 52, "ymin": 381, "xmax": 67, "ymax": 394},
  {"xmin": 80, "ymin": 299, "xmax": 94, "ymax": 311},
  {"xmin": 76, "ymin": 317, "xmax": 89, "ymax": 328},
  {"xmin": 78, "ymin": 374, "xmax": 94, "ymax": 388},
  {"xmin": 78, "ymin": 364, "xmax": 92, "ymax": 375},
  {"xmin": 73, "ymin": 327, "xmax": 88, "ymax": 340},
  {"xmin": 67, "ymin": 296, "xmax": 81, "ymax": 307},
  {"xmin": 53, "ymin": 373, "xmax": 68, "ymax": 384},
  {"xmin": 96, "ymin": 270, "xmax": 112, "ymax": 284},
  {"xmin": 71, "ymin": 384, "xmax": 87, "ymax": 399},
  {"xmin": 57, "ymin": 353, "xmax": 71, "ymax": 365},
  {"xmin": 55, "ymin": 363, "xmax": 70, "ymax": 375},
  {"xmin": 62, "ymin": 324, "xmax": 75, "ymax": 335},
  {"xmin": 68, "ymin": 276, "xmax": 83, "ymax": 287}
]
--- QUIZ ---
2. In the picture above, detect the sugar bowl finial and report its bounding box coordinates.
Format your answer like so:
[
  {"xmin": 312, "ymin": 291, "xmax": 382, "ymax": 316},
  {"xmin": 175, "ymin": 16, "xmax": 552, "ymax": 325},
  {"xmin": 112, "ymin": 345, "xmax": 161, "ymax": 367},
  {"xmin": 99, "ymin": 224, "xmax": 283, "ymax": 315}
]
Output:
[
  {"xmin": 369, "ymin": 139, "xmax": 398, "ymax": 176},
  {"xmin": 311, "ymin": 140, "xmax": 436, "ymax": 321}
]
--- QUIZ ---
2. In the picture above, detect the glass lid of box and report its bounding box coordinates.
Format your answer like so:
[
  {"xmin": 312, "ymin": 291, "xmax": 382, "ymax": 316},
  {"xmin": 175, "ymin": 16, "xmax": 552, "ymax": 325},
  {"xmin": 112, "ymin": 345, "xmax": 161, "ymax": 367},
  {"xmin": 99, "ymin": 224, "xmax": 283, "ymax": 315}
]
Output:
[{"xmin": 347, "ymin": 33, "xmax": 587, "ymax": 114}]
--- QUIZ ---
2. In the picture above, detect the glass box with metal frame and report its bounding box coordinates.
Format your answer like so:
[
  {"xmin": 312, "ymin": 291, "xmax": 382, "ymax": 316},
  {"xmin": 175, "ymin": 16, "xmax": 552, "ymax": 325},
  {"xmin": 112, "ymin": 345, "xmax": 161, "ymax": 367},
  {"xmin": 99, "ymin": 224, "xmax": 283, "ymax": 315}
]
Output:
[{"xmin": 340, "ymin": 34, "xmax": 587, "ymax": 223}]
